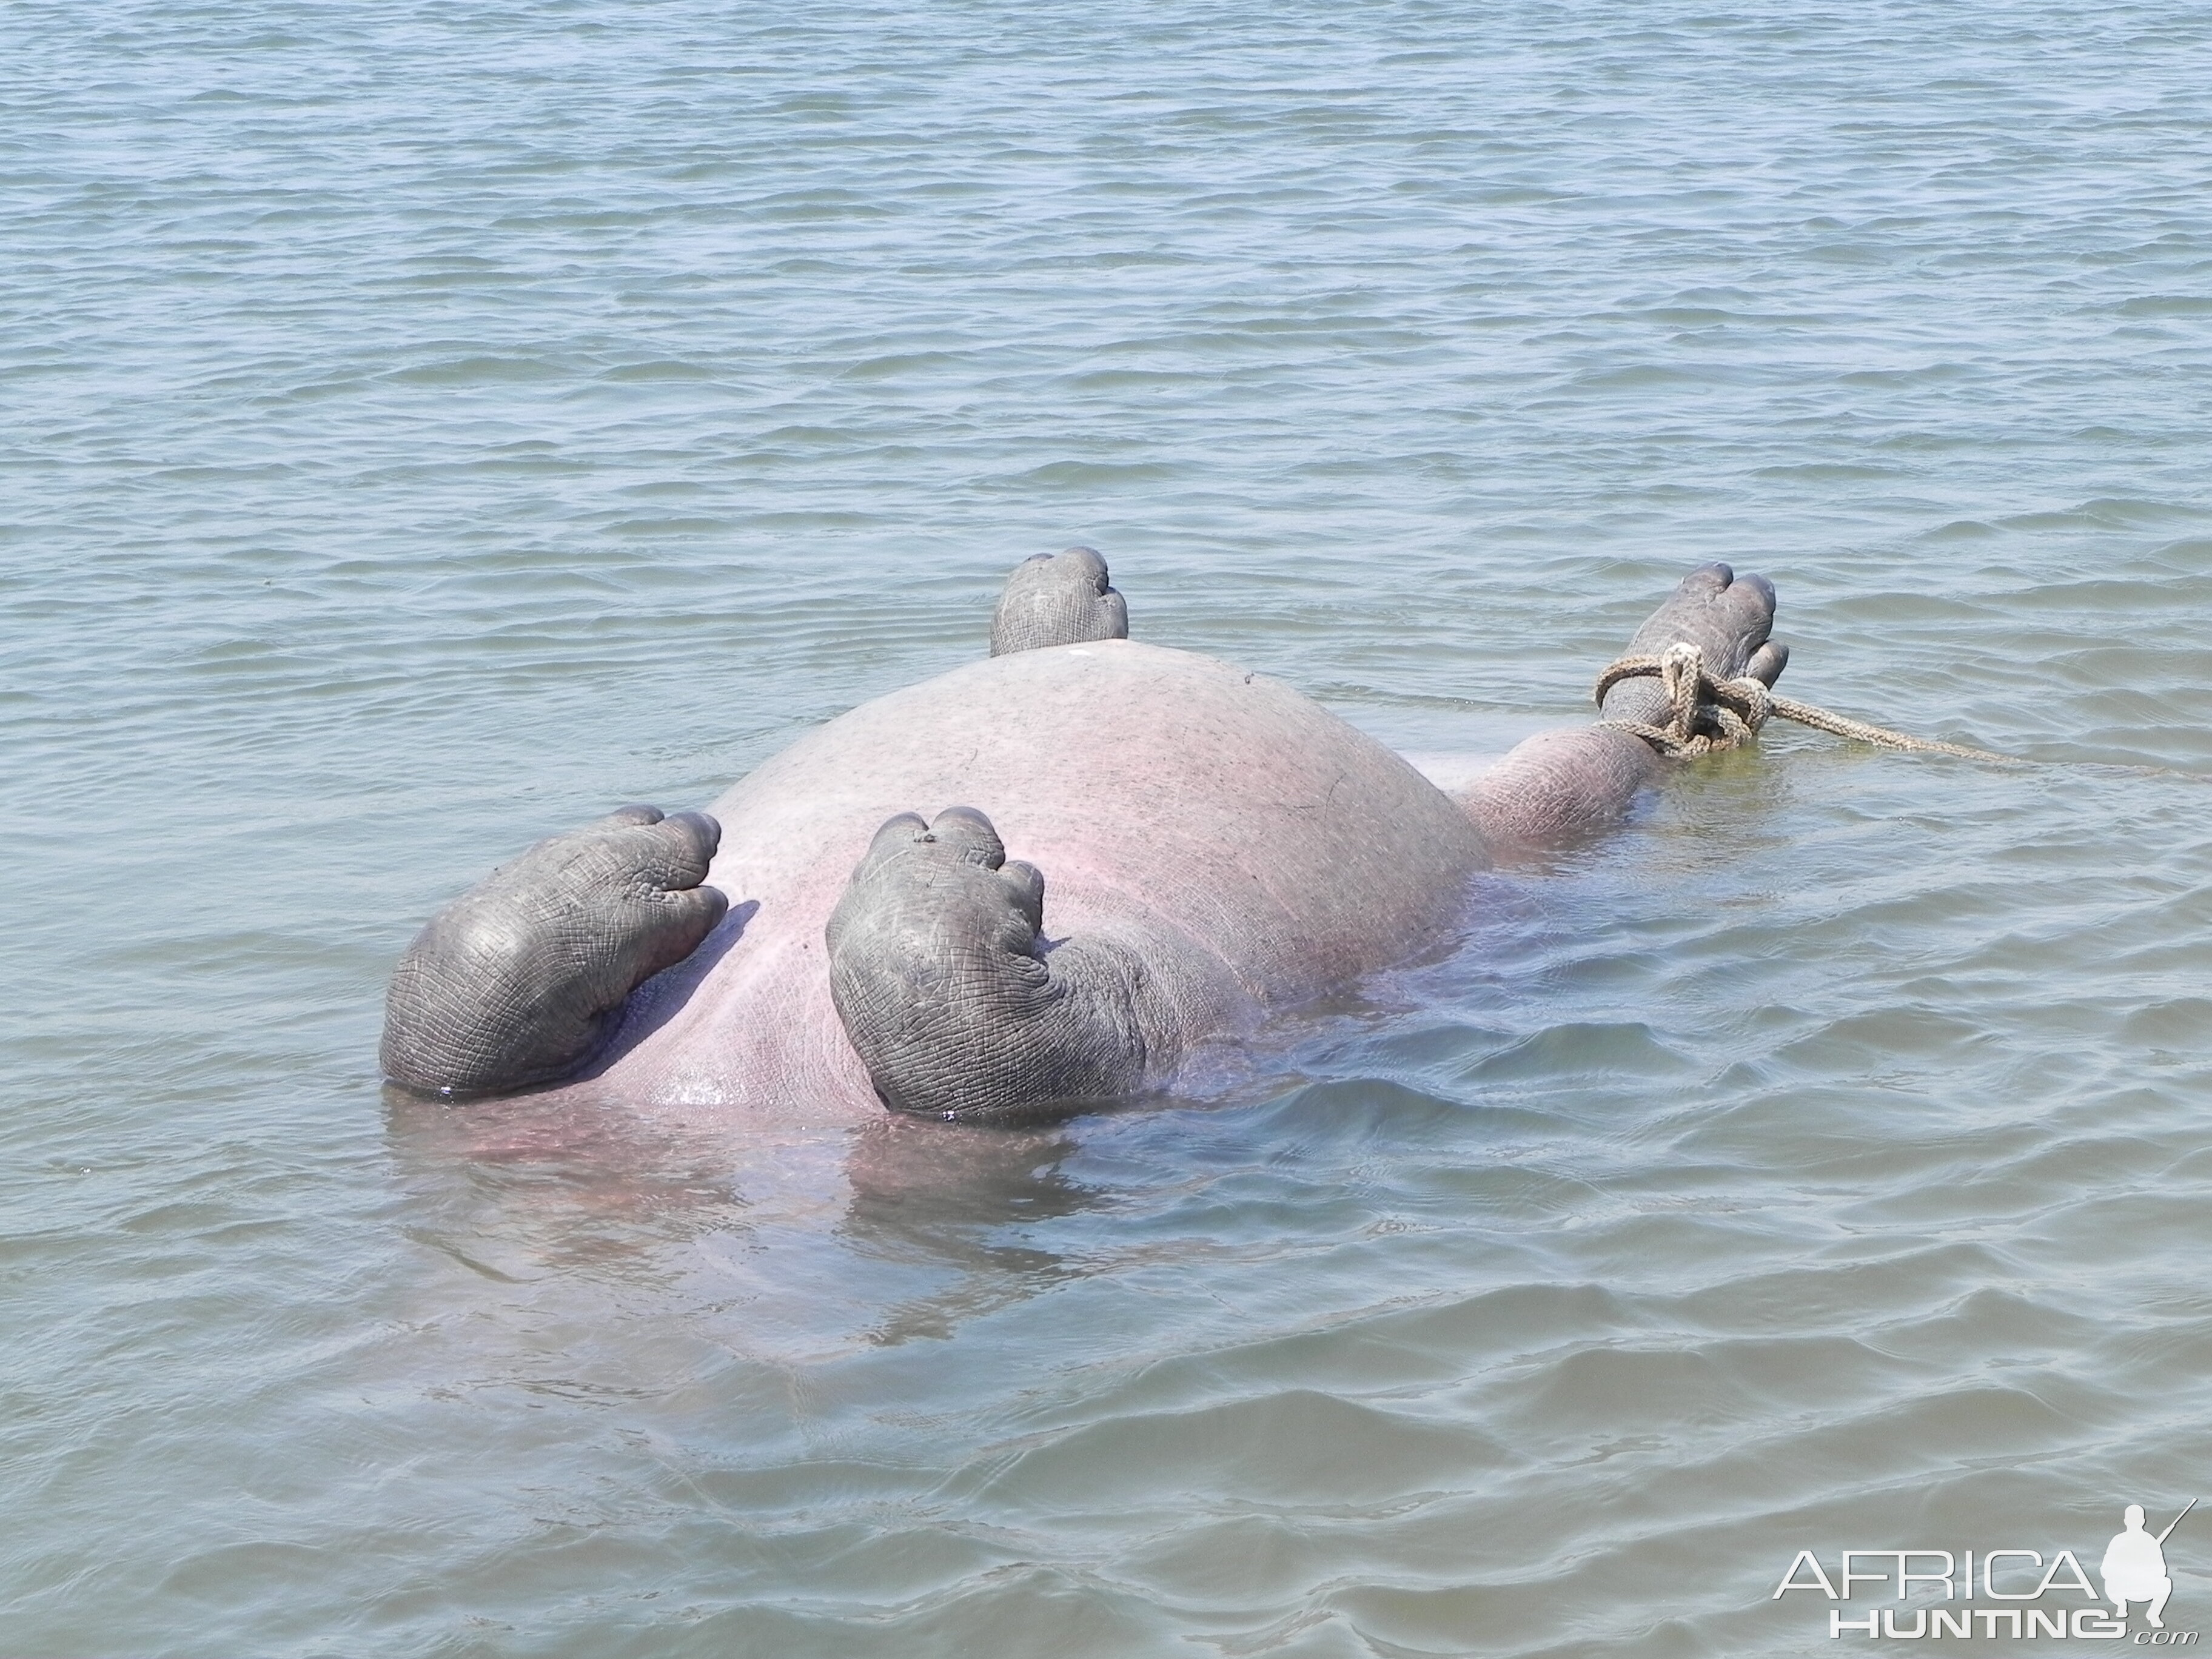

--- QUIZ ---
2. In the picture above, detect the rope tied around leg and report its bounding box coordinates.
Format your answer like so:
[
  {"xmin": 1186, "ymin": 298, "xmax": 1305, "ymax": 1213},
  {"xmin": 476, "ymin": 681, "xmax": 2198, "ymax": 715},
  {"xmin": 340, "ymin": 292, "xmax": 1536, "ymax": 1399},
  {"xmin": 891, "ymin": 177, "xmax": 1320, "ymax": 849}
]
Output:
[{"xmin": 1595, "ymin": 641, "xmax": 2021, "ymax": 765}]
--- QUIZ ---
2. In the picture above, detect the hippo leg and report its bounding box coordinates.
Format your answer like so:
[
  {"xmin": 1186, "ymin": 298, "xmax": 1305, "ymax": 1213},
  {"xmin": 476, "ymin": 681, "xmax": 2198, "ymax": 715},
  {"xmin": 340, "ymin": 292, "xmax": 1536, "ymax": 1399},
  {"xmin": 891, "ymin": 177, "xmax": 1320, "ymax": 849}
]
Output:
[
  {"xmin": 990, "ymin": 546, "xmax": 1129, "ymax": 655},
  {"xmin": 1462, "ymin": 562, "xmax": 1789, "ymax": 846},
  {"xmin": 825, "ymin": 806, "xmax": 1161, "ymax": 1121},
  {"xmin": 380, "ymin": 806, "xmax": 726, "ymax": 1096},
  {"xmin": 1598, "ymin": 561, "xmax": 1788, "ymax": 728}
]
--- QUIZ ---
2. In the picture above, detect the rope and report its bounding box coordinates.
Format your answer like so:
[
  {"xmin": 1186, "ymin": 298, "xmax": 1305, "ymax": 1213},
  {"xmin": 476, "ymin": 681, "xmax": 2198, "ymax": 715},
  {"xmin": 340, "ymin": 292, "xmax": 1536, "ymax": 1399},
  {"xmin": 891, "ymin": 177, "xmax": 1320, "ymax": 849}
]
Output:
[{"xmin": 1595, "ymin": 641, "xmax": 2022, "ymax": 765}]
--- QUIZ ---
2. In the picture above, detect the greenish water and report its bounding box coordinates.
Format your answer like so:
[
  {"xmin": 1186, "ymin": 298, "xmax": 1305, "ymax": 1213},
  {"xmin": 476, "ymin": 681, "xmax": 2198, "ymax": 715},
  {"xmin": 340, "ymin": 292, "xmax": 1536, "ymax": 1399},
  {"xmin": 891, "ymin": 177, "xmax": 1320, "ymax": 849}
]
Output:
[{"xmin": 8, "ymin": 2, "xmax": 2212, "ymax": 1654}]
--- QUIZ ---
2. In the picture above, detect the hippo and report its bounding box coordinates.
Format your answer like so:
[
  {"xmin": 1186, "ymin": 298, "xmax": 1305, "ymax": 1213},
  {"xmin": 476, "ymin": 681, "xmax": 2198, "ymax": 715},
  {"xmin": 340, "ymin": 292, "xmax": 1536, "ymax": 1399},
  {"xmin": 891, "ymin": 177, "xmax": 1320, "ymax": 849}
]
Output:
[{"xmin": 380, "ymin": 551, "xmax": 1788, "ymax": 1125}]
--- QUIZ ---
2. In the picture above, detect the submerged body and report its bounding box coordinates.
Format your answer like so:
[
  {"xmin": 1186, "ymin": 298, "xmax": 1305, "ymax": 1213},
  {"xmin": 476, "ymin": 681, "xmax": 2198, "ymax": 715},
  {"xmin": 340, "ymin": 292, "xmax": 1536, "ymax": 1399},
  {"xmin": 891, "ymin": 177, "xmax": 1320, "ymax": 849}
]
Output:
[
  {"xmin": 381, "ymin": 552, "xmax": 1785, "ymax": 1122},
  {"xmin": 595, "ymin": 640, "xmax": 1486, "ymax": 1122}
]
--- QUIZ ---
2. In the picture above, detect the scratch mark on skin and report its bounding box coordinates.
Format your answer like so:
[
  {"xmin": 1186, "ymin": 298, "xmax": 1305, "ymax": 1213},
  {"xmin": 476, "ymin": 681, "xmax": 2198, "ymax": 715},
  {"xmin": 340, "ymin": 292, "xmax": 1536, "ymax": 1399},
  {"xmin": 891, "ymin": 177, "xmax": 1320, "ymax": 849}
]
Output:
[{"xmin": 1270, "ymin": 773, "xmax": 1347, "ymax": 817}]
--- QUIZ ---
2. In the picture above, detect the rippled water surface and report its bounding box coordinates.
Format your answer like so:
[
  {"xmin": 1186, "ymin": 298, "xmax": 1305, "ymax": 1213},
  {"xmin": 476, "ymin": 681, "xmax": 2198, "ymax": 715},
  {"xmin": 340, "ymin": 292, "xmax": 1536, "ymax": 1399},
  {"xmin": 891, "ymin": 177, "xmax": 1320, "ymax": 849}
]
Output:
[{"xmin": 9, "ymin": 2, "xmax": 2212, "ymax": 1654}]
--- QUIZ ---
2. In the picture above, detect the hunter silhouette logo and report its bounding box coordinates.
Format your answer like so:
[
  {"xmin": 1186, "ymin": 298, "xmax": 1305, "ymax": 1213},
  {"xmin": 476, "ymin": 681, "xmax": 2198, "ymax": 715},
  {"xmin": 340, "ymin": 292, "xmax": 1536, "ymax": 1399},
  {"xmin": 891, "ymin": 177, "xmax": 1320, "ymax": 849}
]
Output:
[
  {"xmin": 1772, "ymin": 1499, "xmax": 2197, "ymax": 1641},
  {"xmin": 2105, "ymin": 1501, "xmax": 2191, "ymax": 1630}
]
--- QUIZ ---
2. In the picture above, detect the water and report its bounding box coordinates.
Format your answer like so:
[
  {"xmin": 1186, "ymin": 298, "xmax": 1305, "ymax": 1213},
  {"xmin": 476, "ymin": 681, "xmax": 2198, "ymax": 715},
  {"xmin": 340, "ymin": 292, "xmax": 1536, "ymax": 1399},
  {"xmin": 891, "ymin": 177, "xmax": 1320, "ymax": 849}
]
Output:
[{"xmin": 7, "ymin": 1, "xmax": 2212, "ymax": 1652}]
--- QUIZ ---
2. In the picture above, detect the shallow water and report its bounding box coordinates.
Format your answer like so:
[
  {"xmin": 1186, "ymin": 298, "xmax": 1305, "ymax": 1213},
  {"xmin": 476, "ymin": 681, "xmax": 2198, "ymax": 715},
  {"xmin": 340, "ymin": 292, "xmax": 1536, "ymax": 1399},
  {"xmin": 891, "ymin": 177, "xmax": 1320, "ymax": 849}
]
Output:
[{"xmin": 8, "ymin": 1, "xmax": 2212, "ymax": 1654}]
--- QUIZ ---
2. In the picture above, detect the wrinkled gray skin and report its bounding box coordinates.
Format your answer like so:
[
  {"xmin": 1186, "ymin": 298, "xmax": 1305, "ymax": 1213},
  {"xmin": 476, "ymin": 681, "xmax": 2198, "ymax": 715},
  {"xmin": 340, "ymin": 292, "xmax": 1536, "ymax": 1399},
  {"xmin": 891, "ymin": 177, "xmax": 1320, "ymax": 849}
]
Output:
[
  {"xmin": 1458, "ymin": 569, "xmax": 1788, "ymax": 841},
  {"xmin": 990, "ymin": 545, "xmax": 1127, "ymax": 656},
  {"xmin": 379, "ymin": 807, "xmax": 725, "ymax": 1095},
  {"xmin": 825, "ymin": 806, "xmax": 1165, "ymax": 1118},
  {"xmin": 381, "ymin": 549, "xmax": 1785, "ymax": 1122}
]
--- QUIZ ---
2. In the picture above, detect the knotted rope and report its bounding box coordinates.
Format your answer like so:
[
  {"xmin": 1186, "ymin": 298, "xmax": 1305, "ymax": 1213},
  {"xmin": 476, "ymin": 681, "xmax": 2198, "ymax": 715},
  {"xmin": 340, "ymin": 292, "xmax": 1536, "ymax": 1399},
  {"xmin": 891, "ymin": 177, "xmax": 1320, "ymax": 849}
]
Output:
[{"xmin": 1595, "ymin": 641, "xmax": 2020, "ymax": 765}]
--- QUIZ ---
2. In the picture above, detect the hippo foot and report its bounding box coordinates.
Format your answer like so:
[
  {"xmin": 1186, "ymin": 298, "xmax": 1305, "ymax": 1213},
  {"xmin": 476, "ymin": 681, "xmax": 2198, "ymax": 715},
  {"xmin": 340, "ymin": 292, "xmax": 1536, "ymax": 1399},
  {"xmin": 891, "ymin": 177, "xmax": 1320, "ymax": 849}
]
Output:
[
  {"xmin": 1600, "ymin": 561, "xmax": 1788, "ymax": 729},
  {"xmin": 990, "ymin": 546, "xmax": 1129, "ymax": 656},
  {"xmin": 826, "ymin": 806, "xmax": 1150, "ymax": 1122},
  {"xmin": 1461, "ymin": 563, "xmax": 1791, "ymax": 846},
  {"xmin": 380, "ymin": 806, "xmax": 726, "ymax": 1096}
]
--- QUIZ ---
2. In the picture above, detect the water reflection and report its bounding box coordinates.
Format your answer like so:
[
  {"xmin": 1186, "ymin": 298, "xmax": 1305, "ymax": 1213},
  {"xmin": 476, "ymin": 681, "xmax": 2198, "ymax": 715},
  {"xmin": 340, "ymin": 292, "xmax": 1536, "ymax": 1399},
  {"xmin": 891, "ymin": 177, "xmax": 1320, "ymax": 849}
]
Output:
[
  {"xmin": 381, "ymin": 1082, "xmax": 757, "ymax": 1278},
  {"xmin": 381, "ymin": 1083, "xmax": 1109, "ymax": 1339},
  {"xmin": 840, "ymin": 1115, "xmax": 1099, "ymax": 1343}
]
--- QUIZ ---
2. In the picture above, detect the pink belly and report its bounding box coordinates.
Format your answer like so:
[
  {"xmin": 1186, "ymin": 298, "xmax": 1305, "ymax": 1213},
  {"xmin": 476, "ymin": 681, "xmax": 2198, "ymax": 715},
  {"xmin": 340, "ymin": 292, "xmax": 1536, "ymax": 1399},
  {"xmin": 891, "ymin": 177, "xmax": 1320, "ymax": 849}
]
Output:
[{"xmin": 583, "ymin": 642, "xmax": 1486, "ymax": 1122}]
